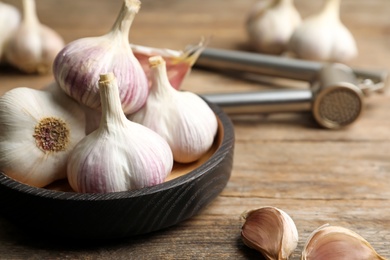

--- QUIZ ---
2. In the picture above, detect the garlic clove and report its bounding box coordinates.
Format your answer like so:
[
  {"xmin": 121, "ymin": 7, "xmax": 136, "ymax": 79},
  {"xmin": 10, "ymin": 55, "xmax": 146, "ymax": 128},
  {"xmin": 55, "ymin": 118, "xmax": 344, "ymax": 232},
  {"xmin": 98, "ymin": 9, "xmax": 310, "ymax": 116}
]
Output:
[
  {"xmin": 246, "ymin": 0, "xmax": 301, "ymax": 55},
  {"xmin": 4, "ymin": 0, "xmax": 64, "ymax": 74},
  {"xmin": 288, "ymin": 0, "xmax": 358, "ymax": 62},
  {"xmin": 131, "ymin": 39, "xmax": 206, "ymax": 90},
  {"xmin": 67, "ymin": 72, "xmax": 173, "ymax": 193},
  {"xmin": 241, "ymin": 206, "xmax": 298, "ymax": 260},
  {"xmin": 0, "ymin": 1, "xmax": 21, "ymax": 62},
  {"xmin": 0, "ymin": 85, "xmax": 86, "ymax": 187},
  {"xmin": 129, "ymin": 55, "xmax": 218, "ymax": 164},
  {"xmin": 301, "ymin": 224, "xmax": 386, "ymax": 260},
  {"xmin": 53, "ymin": 0, "xmax": 148, "ymax": 116}
]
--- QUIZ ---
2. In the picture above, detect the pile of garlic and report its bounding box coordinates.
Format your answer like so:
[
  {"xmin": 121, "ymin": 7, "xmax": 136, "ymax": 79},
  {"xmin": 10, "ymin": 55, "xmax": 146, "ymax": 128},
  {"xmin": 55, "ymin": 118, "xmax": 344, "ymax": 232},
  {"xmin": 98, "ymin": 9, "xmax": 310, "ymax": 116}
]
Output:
[
  {"xmin": 246, "ymin": 0, "xmax": 358, "ymax": 62},
  {"xmin": 240, "ymin": 207, "xmax": 386, "ymax": 260},
  {"xmin": 0, "ymin": 0, "xmax": 64, "ymax": 74},
  {"xmin": 0, "ymin": 0, "xmax": 217, "ymax": 193}
]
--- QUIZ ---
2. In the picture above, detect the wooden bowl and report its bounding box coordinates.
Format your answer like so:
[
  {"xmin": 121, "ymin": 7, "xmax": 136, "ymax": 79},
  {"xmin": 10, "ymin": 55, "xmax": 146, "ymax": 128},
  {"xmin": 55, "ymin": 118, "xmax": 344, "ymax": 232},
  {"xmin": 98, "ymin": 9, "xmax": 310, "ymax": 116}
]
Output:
[{"xmin": 0, "ymin": 103, "xmax": 234, "ymax": 240}]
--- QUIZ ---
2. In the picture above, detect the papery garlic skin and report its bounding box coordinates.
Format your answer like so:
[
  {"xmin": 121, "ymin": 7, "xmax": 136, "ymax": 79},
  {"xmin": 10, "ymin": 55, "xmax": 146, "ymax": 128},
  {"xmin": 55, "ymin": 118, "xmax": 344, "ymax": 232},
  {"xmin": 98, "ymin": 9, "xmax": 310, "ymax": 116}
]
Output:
[
  {"xmin": 53, "ymin": 0, "xmax": 148, "ymax": 115},
  {"xmin": 288, "ymin": 0, "xmax": 357, "ymax": 62},
  {"xmin": 4, "ymin": 0, "xmax": 64, "ymax": 74},
  {"xmin": 131, "ymin": 40, "xmax": 206, "ymax": 90},
  {"xmin": 129, "ymin": 56, "xmax": 218, "ymax": 164},
  {"xmin": 0, "ymin": 2, "xmax": 21, "ymax": 62},
  {"xmin": 0, "ymin": 85, "xmax": 86, "ymax": 187},
  {"xmin": 301, "ymin": 224, "xmax": 386, "ymax": 260},
  {"xmin": 67, "ymin": 73, "xmax": 173, "ymax": 193},
  {"xmin": 241, "ymin": 206, "xmax": 298, "ymax": 260},
  {"xmin": 246, "ymin": 0, "xmax": 301, "ymax": 55}
]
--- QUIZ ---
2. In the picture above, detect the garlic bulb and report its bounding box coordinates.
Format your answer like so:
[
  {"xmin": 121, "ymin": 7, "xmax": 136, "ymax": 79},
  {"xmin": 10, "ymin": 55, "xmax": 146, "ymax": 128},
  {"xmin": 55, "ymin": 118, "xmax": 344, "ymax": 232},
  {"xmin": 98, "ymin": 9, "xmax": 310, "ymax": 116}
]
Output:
[
  {"xmin": 67, "ymin": 73, "xmax": 173, "ymax": 193},
  {"xmin": 246, "ymin": 0, "xmax": 301, "ymax": 54},
  {"xmin": 301, "ymin": 224, "xmax": 386, "ymax": 260},
  {"xmin": 4, "ymin": 0, "xmax": 64, "ymax": 74},
  {"xmin": 53, "ymin": 0, "xmax": 148, "ymax": 115},
  {"xmin": 288, "ymin": 0, "xmax": 358, "ymax": 62},
  {"xmin": 241, "ymin": 206, "xmax": 298, "ymax": 260},
  {"xmin": 0, "ymin": 1, "xmax": 20, "ymax": 62},
  {"xmin": 131, "ymin": 39, "xmax": 206, "ymax": 90},
  {"xmin": 129, "ymin": 56, "xmax": 218, "ymax": 164},
  {"xmin": 0, "ymin": 85, "xmax": 86, "ymax": 187}
]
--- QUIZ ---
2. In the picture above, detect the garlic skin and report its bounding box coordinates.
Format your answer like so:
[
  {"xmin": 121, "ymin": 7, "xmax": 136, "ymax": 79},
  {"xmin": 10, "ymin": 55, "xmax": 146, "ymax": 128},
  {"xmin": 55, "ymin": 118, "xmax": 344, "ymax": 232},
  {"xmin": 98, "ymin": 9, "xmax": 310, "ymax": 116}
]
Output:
[
  {"xmin": 0, "ymin": 85, "xmax": 86, "ymax": 187},
  {"xmin": 53, "ymin": 0, "xmax": 148, "ymax": 115},
  {"xmin": 246, "ymin": 0, "xmax": 301, "ymax": 55},
  {"xmin": 0, "ymin": 1, "xmax": 21, "ymax": 62},
  {"xmin": 288, "ymin": 0, "xmax": 358, "ymax": 62},
  {"xmin": 301, "ymin": 224, "xmax": 386, "ymax": 260},
  {"xmin": 129, "ymin": 56, "xmax": 218, "ymax": 164},
  {"xmin": 4, "ymin": 0, "xmax": 64, "ymax": 74},
  {"xmin": 131, "ymin": 39, "xmax": 206, "ymax": 90},
  {"xmin": 67, "ymin": 73, "xmax": 173, "ymax": 193},
  {"xmin": 241, "ymin": 206, "xmax": 298, "ymax": 260}
]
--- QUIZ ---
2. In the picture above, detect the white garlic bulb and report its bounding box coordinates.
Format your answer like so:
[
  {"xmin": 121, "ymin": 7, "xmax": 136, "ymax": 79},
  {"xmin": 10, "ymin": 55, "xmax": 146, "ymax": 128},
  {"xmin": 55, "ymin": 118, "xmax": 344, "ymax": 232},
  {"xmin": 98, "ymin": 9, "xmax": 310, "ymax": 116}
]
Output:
[
  {"xmin": 0, "ymin": 85, "xmax": 86, "ymax": 187},
  {"xmin": 131, "ymin": 39, "xmax": 206, "ymax": 90},
  {"xmin": 130, "ymin": 56, "xmax": 218, "ymax": 164},
  {"xmin": 0, "ymin": 1, "xmax": 21, "ymax": 62},
  {"xmin": 301, "ymin": 224, "xmax": 386, "ymax": 260},
  {"xmin": 4, "ymin": 0, "xmax": 64, "ymax": 74},
  {"xmin": 67, "ymin": 73, "xmax": 173, "ymax": 193},
  {"xmin": 53, "ymin": 0, "xmax": 148, "ymax": 115},
  {"xmin": 241, "ymin": 206, "xmax": 299, "ymax": 260},
  {"xmin": 288, "ymin": 0, "xmax": 358, "ymax": 62},
  {"xmin": 246, "ymin": 0, "xmax": 301, "ymax": 54}
]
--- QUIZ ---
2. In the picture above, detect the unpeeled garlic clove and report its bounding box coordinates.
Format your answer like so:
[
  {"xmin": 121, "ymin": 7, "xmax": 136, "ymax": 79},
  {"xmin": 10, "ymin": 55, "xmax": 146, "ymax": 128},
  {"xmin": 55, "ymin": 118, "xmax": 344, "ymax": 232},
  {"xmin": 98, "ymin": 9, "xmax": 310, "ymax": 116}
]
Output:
[
  {"xmin": 131, "ymin": 39, "xmax": 206, "ymax": 90},
  {"xmin": 301, "ymin": 224, "xmax": 386, "ymax": 260},
  {"xmin": 54, "ymin": 0, "xmax": 148, "ymax": 115},
  {"xmin": 129, "ymin": 55, "xmax": 218, "ymax": 164},
  {"xmin": 0, "ymin": 1, "xmax": 21, "ymax": 62},
  {"xmin": 4, "ymin": 0, "xmax": 64, "ymax": 74},
  {"xmin": 67, "ymin": 73, "xmax": 173, "ymax": 193},
  {"xmin": 0, "ymin": 84, "xmax": 86, "ymax": 187},
  {"xmin": 288, "ymin": 0, "xmax": 358, "ymax": 62},
  {"xmin": 241, "ymin": 206, "xmax": 298, "ymax": 260},
  {"xmin": 246, "ymin": 0, "xmax": 301, "ymax": 55}
]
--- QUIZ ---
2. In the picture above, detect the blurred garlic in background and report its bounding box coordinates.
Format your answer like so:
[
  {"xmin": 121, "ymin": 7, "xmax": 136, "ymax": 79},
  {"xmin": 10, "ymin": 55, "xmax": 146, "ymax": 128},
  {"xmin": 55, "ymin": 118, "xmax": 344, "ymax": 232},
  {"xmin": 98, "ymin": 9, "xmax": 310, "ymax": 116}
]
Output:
[
  {"xmin": 4, "ymin": 0, "xmax": 64, "ymax": 74},
  {"xmin": 0, "ymin": 1, "xmax": 20, "ymax": 63},
  {"xmin": 246, "ymin": 0, "xmax": 301, "ymax": 55},
  {"xmin": 288, "ymin": 0, "xmax": 358, "ymax": 62}
]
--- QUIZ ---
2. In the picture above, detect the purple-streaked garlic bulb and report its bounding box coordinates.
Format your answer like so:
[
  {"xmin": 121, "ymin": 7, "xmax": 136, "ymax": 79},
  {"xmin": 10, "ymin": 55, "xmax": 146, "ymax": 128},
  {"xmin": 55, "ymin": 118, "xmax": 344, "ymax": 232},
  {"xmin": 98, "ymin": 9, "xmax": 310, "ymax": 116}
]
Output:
[
  {"xmin": 53, "ymin": 0, "xmax": 148, "ymax": 114},
  {"xmin": 130, "ymin": 56, "xmax": 218, "ymax": 164},
  {"xmin": 67, "ymin": 73, "xmax": 173, "ymax": 193}
]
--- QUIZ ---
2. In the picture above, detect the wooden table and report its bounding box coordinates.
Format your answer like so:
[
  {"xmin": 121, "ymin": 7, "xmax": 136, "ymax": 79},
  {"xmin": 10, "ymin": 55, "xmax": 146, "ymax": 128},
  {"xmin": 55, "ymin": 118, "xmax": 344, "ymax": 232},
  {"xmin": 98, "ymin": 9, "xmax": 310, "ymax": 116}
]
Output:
[{"xmin": 1, "ymin": 0, "xmax": 389, "ymax": 258}]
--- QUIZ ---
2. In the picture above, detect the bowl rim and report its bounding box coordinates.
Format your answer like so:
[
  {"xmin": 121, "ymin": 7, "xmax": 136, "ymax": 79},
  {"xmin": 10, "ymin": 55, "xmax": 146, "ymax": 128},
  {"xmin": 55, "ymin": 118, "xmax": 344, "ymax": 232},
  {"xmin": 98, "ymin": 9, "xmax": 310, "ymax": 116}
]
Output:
[{"xmin": 0, "ymin": 102, "xmax": 234, "ymax": 202}]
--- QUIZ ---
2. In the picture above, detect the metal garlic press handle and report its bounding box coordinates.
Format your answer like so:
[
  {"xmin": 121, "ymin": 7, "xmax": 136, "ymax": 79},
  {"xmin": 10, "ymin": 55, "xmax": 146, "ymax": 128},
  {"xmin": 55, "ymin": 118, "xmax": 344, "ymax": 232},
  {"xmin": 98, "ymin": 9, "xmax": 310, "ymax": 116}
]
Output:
[
  {"xmin": 196, "ymin": 47, "xmax": 388, "ymax": 91},
  {"xmin": 202, "ymin": 64, "xmax": 364, "ymax": 129}
]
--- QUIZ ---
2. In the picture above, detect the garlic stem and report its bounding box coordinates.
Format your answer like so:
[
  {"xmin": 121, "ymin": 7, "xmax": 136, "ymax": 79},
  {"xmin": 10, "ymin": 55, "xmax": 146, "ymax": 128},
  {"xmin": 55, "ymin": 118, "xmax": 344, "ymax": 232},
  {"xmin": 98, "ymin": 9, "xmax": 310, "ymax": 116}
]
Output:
[
  {"xmin": 22, "ymin": 0, "xmax": 39, "ymax": 26},
  {"xmin": 322, "ymin": 0, "xmax": 340, "ymax": 21},
  {"xmin": 98, "ymin": 73, "xmax": 128, "ymax": 128},
  {"xmin": 109, "ymin": 0, "xmax": 140, "ymax": 41},
  {"xmin": 149, "ymin": 57, "xmax": 171, "ymax": 95}
]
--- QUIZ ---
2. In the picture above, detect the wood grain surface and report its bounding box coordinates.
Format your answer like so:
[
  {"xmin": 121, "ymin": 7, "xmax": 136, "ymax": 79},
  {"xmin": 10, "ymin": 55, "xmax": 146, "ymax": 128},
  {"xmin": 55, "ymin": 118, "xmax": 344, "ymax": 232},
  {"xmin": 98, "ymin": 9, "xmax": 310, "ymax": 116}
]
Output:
[{"xmin": 1, "ymin": 0, "xmax": 390, "ymax": 259}]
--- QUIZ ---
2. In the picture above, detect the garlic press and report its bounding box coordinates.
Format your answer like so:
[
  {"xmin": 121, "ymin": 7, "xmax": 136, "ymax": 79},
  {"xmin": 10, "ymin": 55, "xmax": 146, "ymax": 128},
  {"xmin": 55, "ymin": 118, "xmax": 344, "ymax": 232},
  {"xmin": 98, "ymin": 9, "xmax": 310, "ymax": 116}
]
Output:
[{"xmin": 196, "ymin": 48, "xmax": 388, "ymax": 129}]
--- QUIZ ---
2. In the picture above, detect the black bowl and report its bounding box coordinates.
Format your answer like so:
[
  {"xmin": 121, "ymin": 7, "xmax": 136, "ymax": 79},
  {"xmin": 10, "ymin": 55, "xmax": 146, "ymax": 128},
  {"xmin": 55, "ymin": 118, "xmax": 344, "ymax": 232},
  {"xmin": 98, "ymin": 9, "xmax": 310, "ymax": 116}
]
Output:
[{"xmin": 0, "ymin": 103, "xmax": 234, "ymax": 240}]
